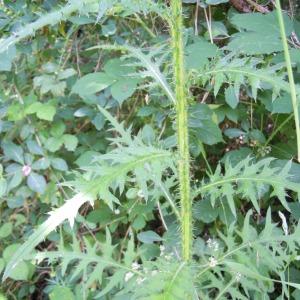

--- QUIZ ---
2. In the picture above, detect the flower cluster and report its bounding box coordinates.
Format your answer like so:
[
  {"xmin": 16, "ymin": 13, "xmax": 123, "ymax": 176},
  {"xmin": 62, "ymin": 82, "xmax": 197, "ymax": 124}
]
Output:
[{"xmin": 207, "ymin": 238, "xmax": 219, "ymax": 252}]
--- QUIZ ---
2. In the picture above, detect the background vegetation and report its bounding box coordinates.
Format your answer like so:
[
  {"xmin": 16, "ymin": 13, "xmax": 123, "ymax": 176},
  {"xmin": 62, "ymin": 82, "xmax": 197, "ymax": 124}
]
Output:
[{"xmin": 0, "ymin": 0, "xmax": 300, "ymax": 299}]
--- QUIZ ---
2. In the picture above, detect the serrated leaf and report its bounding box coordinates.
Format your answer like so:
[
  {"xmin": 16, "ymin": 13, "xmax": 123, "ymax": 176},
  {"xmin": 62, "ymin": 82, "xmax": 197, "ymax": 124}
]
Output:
[
  {"xmin": 3, "ymin": 244, "xmax": 30, "ymax": 281},
  {"xmin": 26, "ymin": 102, "xmax": 56, "ymax": 121},
  {"xmin": 63, "ymin": 134, "xmax": 78, "ymax": 151},
  {"xmin": 36, "ymin": 104, "xmax": 56, "ymax": 121},
  {"xmin": 89, "ymin": 44, "xmax": 176, "ymax": 103},
  {"xmin": 185, "ymin": 39, "xmax": 218, "ymax": 70},
  {"xmin": 2, "ymin": 192, "xmax": 94, "ymax": 280},
  {"xmin": 0, "ymin": 178, "xmax": 7, "ymax": 197},
  {"xmin": 50, "ymin": 121, "xmax": 66, "ymax": 137},
  {"xmin": 34, "ymin": 75, "xmax": 66, "ymax": 96},
  {"xmin": 103, "ymin": 58, "xmax": 134, "ymax": 77},
  {"xmin": 2, "ymin": 142, "xmax": 24, "ymax": 164},
  {"xmin": 26, "ymin": 140, "xmax": 44, "ymax": 156},
  {"xmin": 225, "ymin": 86, "xmax": 239, "ymax": 109},
  {"xmin": 193, "ymin": 198, "xmax": 218, "ymax": 223},
  {"xmin": 92, "ymin": 113, "xmax": 106, "ymax": 130},
  {"xmin": 230, "ymin": 11, "xmax": 292, "ymax": 35},
  {"xmin": 224, "ymin": 128, "xmax": 245, "ymax": 138},
  {"xmin": 228, "ymin": 32, "xmax": 282, "ymax": 55},
  {"xmin": 196, "ymin": 158, "xmax": 300, "ymax": 215},
  {"xmin": 71, "ymin": 72, "xmax": 116, "ymax": 98},
  {"xmin": 137, "ymin": 231, "xmax": 163, "ymax": 244},
  {"xmin": 49, "ymin": 286, "xmax": 74, "ymax": 300},
  {"xmin": 228, "ymin": 12, "xmax": 293, "ymax": 55},
  {"xmin": 189, "ymin": 104, "xmax": 223, "ymax": 145},
  {"xmin": 51, "ymin": 158, "xmax": 68, "ymax": 171},
  {"xmin": 27, "ymin": 172, "xmax": 47, "ymax": 194},
  {"xmin": 0, "ymin": 45, "xmax": 16, "ymax": 71},
  {"xmin": 95, "ymin": 271, "xmax": 125, "ymax": 298},
  {"xmin": 45, "ymin": 137, "xmax": 64, "ymax": 152},
  {"xmin": 32, "ymin": 158, "xmax": 50, "ymax": 170},
  {"xmin": 261, "ymin": 92, "xmax": 293, "ymax": 114},
  {"xmin": 75, "ymin": 151, "xmax": 98, "ymax": 167},
  {"xmin": 214, "ymin": 72, "xmax": 225, "ymax": 96},
  {"xmin": 7, "ymin": 168, "xmax": 23, "ymax": 191},
  {"xmin": 57, "ymin": 68, "xmax": 77, "ymax": 80},
  {"xmin": 111, "ymin": 78, "xmax": 139, "ymax": 105},
  {"xmin": 0, "ymin": 223, "xmax": 13, "ymax": 238}
]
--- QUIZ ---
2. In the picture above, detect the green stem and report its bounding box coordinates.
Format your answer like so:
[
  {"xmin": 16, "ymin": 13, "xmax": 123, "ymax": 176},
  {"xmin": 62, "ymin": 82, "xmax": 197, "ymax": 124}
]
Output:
[
  {"xmin": 264, "ymin": 113, "xmax": 294, "ymax": 147},
  {"xmin": 215, "ymin": 279, "xmax": 235, "ymax": 300},
  {"xmin": 275, "ymin": 0, "xmax": 300, "ymax": 162},
  {"xmin": 170, "ymin": 0, "xmax": 192, "ymax": 261},
  {"xmin": 133, "ymin": 14, "xmax": 156, "ymax": 38}
]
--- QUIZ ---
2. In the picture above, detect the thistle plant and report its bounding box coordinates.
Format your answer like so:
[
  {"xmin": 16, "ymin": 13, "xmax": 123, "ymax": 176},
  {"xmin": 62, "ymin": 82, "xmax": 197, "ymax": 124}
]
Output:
[{"xmin": 1, "ymin": 0, "xmax": 300, "ymax": 299}]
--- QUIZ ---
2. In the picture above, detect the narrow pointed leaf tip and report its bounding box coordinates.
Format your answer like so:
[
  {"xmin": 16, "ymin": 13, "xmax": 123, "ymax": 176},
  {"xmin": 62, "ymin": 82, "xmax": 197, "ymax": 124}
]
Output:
[{"xmin": 2, "ymin": 192, "xmax": 94, "ymax": 281}]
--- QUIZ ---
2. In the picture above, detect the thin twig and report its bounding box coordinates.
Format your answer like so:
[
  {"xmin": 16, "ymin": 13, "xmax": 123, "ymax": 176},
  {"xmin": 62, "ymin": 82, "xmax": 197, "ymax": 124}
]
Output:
[
  {"xmin": 204, "ymin": 7, "xmax": 213, "ymax": 44},
  {"xmin": 75, "ymin": 38, "xmax": 82, "ymax": 77},
  {"xmin": 194, "ymin": 1, "xmax": 199, "ymax": 36}
]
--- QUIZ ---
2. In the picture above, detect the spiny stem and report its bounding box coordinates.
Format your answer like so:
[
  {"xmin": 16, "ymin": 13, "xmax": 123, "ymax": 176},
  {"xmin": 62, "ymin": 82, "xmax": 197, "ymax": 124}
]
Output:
[
  {"xmin": 275, "ymin": 0, "xmax": 300, "ymax": 162},
  {"xmin": 170, "ymin": 0, "xmax": 192, "ymax": 261}
]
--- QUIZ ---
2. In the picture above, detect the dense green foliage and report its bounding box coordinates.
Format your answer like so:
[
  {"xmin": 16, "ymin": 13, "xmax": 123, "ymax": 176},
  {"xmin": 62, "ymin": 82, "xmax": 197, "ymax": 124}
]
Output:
[{"xmin": 1, "ymin": 0, "xmax": 300, "ymax": 299}]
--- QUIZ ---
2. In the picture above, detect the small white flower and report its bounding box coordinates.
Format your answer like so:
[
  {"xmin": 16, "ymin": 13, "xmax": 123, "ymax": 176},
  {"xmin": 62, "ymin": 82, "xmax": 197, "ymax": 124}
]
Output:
[
  {"xmin": 22, "ymin": 165, "xmax": 31, "ymax": 177},
  {"xmin": 124, "ymin": 272, "xmax": 134, "ymax": 282},
  {"xmin": 114, "ymin": 209, "xmax": 120, "ymax": 215},
  {"xmin": 257, "ymin": 145, "xmax": 272, "ymax": 157},
  {"xmin": 137, "ymin": 190, "xmax": 145, "ymax": 198},
  {"xmin": 136, "ymin": 277, "xmax": 146, "ymax": 285},
  {"xmin": 207, "ymin": 239, "xmax": 219, "ymax": 252},
  {"xmin": 265, "ymin": 146, "xmax": 271, "ymax": 154},
  {"xmin": 208, "ymin": 256, "xmax": 218, "ymax": 268},
  {"xmin": 235, "ymin": 272, "xmax": 242, "ymax": 282},
  {"xmin": 131, "ymin": 262, "xmax": 140, "ymax": 270},
  {"xmin": 165, "ymin": 255, "xmax": 172, "ymax": 261}
]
